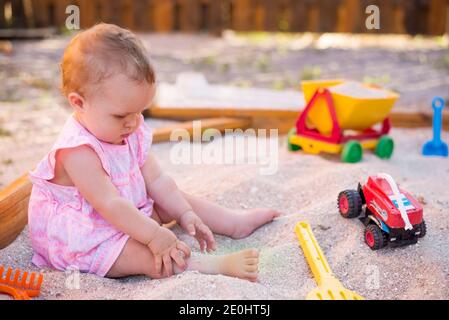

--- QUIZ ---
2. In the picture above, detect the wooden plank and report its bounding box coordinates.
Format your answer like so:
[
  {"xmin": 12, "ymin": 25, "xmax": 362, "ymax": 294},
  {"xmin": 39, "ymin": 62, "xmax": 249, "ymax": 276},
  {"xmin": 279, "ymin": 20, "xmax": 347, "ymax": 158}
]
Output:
[
  {"xmin": 253, "ymin": 0, "xmax": 265, "ymax": 31},
  {"xmin": 11, "ymin": 0, "xmax": 27, "ymax": 28},
  {"xmin": 30, "ymin": 0, "xmax": 47, "ymax": 28},
  {"xmin": 121, "ymin": 0, "xmax": 135, "ymax": 30},
  {"xmin": 0, "ymin": 174, "xmax": 32, "ymax": 250},
  {"xmin": 318, "ymin": 0, "xmax": 340, "ymax": 32},
  {"xmin": 53, "ymin": 0, "xmax": 71, "ymax": 27},
  {"xmin": 336, "ymin": 0, "xmax": 350, "ymax": 32},
  {"xmin": 290, "ymin": 0, "xmax": 307, "ymax": 32},
  {"xmin": 154, "ymin": 0, "xmax": 174, "ymax": 32},
  {"xmin": 429, "ymin": 0, "xmax": 448, "ymax": 35},
  {"xmin": 132, "ymin": 0, "xmax": 151, "ymax": 31},
  {"xmin": 146, "ymin": 105, "xmax": 449, "ymax": 131},
  {"xmin": 0, "ymin": 27, "xmax": 57, "ymax": 39},
  {"xmin": 277, "ymin": 0, "xmax": 293, "ymax": 32},
  {"xmin": 233, "ymin": 0, "xmax": 253, "ymax": 31},
  {"xmin": 379, "ymin": 0, "xmax": 393, "ymax": 33},
  {"xmin": 103, "ymin": 0, "xmax": 122, "ymax": 25},
  {"xmin": 146, "ymin": 106, "xmax": 300, "ymax": 120},
  {"xmin": 262, "ymin": 0, "xmax": 277, "ymax": 31},
  {"xmin": 183, "ymin": 0, "xmax": 200, "ymax": 32},
  {"xmin": 198, "ymin": 0, "xmax": 211, "ymax": 32},
  {"xmin": 95, "ymin": 0, "xmax": 108, "ymax": 22},
  {"xmin": 307, "ymin": 1, "xmax": 320, "ymax": 32},
  {"xmin": 23, "ymin": 0, "xmax": 35, "ymax": 28},
  {"xmin": 152, "ymin": 117, "xmax": 253, "ymax": 143},
  {"xmin": 0, "ymin": 0, "xmax": 6, "ymax": 28},
  {"xmin": 392, "ymin": 0, "xmax": 406, "ymax": 34},
  {"xmin": 252, "ymin": 116, "xmax": 296, "ymax": 134},
  {"xmin": 0, "ymin": 196, "xmax": 29, "ymax": 250},
  {"xmin": 79, "ymin": 0, "xmax": 97, "ymax": 29},
  {"xmin": 0, "ymin": 173, "xmax": 32, "ymax": 213},
  {"xmin": 208, "ymin": 0, "xmax": 223, "ymax": 36}
]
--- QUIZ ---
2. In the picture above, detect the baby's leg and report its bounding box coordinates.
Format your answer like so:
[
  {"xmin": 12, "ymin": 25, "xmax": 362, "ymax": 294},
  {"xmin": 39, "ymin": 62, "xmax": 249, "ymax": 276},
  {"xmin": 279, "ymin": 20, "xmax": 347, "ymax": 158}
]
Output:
[
  {"xmin": 154, "ymin": 192, "xmax": 280, "ymax": 239},
  {"xmin": 106, "ymin": 238, "xmax": 259, "ymax": 282}
]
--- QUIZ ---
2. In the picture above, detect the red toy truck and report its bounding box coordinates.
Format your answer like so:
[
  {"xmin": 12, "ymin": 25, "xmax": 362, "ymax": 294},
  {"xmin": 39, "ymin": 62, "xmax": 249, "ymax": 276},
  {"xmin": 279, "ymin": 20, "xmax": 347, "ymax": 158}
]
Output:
[{"xmin": 338, "ymin": 174, "xmax": 426, "ymax": 250}]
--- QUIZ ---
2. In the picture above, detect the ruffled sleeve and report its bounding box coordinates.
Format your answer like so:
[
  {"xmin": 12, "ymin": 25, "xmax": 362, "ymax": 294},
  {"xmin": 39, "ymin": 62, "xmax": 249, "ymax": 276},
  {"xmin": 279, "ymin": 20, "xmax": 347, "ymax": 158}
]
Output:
[
  {"xmin": 29, "ymin": 116, "xmax": 111, "ymax": 183},
  {"xmin": 135, "ymin": 115, "xmax": 153, "ymax": 168}
]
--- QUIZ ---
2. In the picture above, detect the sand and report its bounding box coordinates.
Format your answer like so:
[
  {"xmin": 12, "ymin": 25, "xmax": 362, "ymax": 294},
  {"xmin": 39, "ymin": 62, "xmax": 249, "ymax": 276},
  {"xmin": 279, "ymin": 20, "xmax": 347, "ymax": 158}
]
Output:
[
  {"xmin": 329, "ymin": 81, "xmax": 392, "ymax": 99},
  {"xmin": 1, "ymin": 127, "xmax": 449, "ymax": 300}
]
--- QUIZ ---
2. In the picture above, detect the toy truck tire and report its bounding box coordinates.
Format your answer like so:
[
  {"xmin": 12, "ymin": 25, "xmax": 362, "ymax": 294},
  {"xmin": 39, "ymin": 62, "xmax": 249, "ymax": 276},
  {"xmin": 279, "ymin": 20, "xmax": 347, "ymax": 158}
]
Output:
[
  {"xmin": 364, "ymin": 224, "xmax": 387, "ymax": 250},
  {"xmin": 341, "ymin": 140, "xmax": 363, "ymax": 163},
  {"xmin": 375, "ymin": 135, "xmax": 394, "ymax": 159},
  {"xmin": 287, "ymin": 128, "xmax": 301, "ymax": 152},
  {"xmin": 417, "ymin": 220, "xmax": 427, "ymax": 238},
  {"xmin": 338, "ymin": 190, "xmax": 362, "ymax": 218}
]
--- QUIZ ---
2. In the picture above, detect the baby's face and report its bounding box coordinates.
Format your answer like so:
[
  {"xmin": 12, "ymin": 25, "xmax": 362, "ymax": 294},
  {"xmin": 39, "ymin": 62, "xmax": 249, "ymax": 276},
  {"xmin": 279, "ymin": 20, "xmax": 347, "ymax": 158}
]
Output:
[{"xmin": 78, "ymin": 74, "xmax": 155, "ymax": 145}]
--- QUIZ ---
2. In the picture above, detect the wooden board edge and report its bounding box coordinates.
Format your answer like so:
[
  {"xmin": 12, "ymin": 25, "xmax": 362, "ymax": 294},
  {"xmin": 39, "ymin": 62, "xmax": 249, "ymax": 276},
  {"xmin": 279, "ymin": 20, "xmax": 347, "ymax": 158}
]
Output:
[
  {"xmin": 145, "ymin": 107, "xmax": 449, "ymax": 130},
  {"xmin": 152, "ymin": 117, "xmax": 253, "ymax": 143}
]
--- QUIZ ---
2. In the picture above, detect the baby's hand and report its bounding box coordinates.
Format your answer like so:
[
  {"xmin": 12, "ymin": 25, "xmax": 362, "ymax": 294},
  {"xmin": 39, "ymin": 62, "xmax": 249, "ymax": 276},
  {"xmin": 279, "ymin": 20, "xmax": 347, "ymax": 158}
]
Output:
[
  {"xmin": 179, "ymin": 210, "xmax": 216, "ymax": 253},
  {"xmin": 147, "ymin": 226, "xmax": 191, "ymax": 277}
]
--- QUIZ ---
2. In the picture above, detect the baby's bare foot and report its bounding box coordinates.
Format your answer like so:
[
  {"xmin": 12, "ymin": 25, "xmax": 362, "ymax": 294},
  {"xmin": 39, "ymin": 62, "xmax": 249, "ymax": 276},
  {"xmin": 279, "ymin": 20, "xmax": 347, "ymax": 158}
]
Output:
[
  {"xmin": 231, "ymin": 208, "xmax": 281, "ymax": 239},
  {"xmin": 219, "ymin": 248, "xmax": 259, "ymax": 282}
]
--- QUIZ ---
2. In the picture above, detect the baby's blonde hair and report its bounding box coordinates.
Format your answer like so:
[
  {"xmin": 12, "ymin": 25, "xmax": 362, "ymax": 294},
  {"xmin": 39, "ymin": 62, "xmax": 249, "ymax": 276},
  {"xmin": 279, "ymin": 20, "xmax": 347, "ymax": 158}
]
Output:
[{"xmin": 60, "ymin": 23, "xmax": 155, "ymax": 97}]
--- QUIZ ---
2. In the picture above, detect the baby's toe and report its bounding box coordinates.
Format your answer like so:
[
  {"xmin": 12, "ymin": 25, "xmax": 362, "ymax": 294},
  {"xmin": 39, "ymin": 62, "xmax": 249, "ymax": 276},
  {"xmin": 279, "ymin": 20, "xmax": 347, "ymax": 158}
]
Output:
[
  {"xmin": 245, "ymin": 257, "xmax": 259, "ymax": 265},
  {"xmin": 245, "ymin": 271, "xmax": 259, "ymax": 282},
  {"xmin": 245, "ymin": 264, "xmax": 258, "ymax": 273},
  {"xmin": 243, "ymin": 248, "xmax": 259, "ymax": 259}
]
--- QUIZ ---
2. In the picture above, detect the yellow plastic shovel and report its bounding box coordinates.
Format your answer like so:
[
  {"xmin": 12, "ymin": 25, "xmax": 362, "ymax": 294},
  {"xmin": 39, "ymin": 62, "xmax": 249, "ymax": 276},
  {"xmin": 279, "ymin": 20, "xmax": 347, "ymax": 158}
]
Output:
[{"xmin": 294, "ymin": 221, "xmax": 364, "ymax": 300}]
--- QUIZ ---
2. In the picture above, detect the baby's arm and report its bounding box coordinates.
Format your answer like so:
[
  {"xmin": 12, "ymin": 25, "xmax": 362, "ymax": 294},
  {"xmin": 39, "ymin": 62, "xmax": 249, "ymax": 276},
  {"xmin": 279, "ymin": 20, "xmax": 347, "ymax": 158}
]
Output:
[
  {"xmin": 141, "ymin": 151, "xmax": 215, "ymax": 252},
  {"xmin": 140, "ymin": 151, "xmax": 193, "ymax": 220},
  {"xmin": 59, "ymin": 145, "xmax": 190, "ymax": 275}
]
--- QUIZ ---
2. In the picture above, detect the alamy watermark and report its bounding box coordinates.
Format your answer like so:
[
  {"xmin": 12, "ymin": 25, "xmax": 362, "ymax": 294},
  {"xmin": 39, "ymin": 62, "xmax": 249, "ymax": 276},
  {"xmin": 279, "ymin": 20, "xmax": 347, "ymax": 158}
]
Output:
[
  {"xmin": 365, "ymin": 264, "xmax": 380, "ymax": 290},
  {"xmin": 65, "ymin": 265, "xmax": 81, "ymax": 290},
  {"xmin": 65, "ymin": 5, "xmax": 80, "ymax": 30},
  {"xmin": 366, "ymin": 5, "xmax": 380, "ymax": 30},
  {"xmin": 65, "ymin": 4, "xmax": 380, "ymax": 32},
  {"xmin": 169, "ymin": 121, "xmax": 279, "ymax": 175}
]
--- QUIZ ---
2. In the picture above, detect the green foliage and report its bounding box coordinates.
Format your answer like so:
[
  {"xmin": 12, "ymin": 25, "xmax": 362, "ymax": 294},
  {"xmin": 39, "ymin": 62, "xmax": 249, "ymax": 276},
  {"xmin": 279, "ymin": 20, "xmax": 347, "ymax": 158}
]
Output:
[
  {"xmin": 0, "ymin": 127, "xmax": 12, "ymax": 137},
  {"xmin": 300, "ymin": 66, "xmax": 322, "ymax": 81},
  {"xmin": 363, "ymin": 74, "xmax": 391, "ymax": 85},
  {"xmin": 219, "ymin": 62, "xmax": 230, "ymax": 74},
  {"xmin": 443, "ymin": 54, "xmax": 449, "ymax": 68},
  {"xmin": 2, "ymin": 158, "xmax": 13, "ymax": 165},
  {"xmin": 255, "ymin": 54, "xmax": 270, "ymax": 72},
  {"xmin": 271, "ymin": 78, "xmax": 285, "ymax": 90}
]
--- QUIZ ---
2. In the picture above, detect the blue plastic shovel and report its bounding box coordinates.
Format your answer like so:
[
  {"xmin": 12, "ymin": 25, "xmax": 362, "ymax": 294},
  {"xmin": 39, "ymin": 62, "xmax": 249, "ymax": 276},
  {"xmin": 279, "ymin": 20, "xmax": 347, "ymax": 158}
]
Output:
[{"xmin": 422, "ymin": 97, "xmax": 448, "ymax": 157}]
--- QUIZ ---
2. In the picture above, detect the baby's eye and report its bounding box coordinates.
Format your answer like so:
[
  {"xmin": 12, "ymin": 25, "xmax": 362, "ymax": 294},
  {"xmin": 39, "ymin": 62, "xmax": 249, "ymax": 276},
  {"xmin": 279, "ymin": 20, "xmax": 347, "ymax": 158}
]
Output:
[{"xmin": 114, "ymin": 115, "xmax": 126, "ymax": 119}]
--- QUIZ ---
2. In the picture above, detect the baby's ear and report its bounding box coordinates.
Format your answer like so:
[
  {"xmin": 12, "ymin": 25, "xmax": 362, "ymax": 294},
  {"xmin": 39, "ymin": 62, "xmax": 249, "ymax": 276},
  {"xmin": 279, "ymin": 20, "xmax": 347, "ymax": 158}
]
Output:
[{"xmin": 67, "ymin": 92, "xmax": 85, "ymax": 112}]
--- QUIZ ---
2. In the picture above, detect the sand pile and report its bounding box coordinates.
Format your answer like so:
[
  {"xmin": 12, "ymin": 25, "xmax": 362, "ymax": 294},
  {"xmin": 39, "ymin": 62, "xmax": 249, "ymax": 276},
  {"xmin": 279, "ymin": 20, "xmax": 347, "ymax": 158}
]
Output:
[
  {"xmin": 1, "ymin": 128, "xmax": 449, "ymax": 300},
  {"xmin": 329, "ymin": 81, "xmax": 393, "ymax": 99}
]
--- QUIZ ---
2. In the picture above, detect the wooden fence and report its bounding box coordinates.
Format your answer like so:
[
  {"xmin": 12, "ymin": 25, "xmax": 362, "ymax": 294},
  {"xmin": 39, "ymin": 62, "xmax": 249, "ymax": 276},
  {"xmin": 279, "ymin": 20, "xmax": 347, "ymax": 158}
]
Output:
[{"xmin": 1, "ymin": 0, "xmax": 448, "ymax": 35}]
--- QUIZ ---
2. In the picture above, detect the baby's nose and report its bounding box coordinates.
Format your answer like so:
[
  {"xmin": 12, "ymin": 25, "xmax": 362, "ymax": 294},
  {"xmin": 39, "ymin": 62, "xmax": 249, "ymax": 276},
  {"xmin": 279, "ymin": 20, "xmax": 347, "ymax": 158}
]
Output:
[{"xmin": 125, "ymin": 115, "xmax": 138, "ymax": 128}]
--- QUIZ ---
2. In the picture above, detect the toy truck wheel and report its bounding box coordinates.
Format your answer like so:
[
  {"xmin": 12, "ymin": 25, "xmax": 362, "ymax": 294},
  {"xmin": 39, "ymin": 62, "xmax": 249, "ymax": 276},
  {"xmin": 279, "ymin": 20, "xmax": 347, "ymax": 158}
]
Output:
[
  {"xmin": 417, "ymin": 220, "xmax": 427, "ymax": 238},
  {"xmin": 364, "ymin": 224, "xmax": 387, "ymax": 250},
  {"xmin": 287, "ymin": 128, "xmax": 301, "ymax": 151},
  {"xmin": 341, "ymin": 140, "xmax": 363, "ymax": 163},
  {"xmin": 338, "ymin": 190, "xmax": 362, "ymax": 218},
  {"xmin": 375, "ymin": 135, "xmax": 394, "ymax": 159}
]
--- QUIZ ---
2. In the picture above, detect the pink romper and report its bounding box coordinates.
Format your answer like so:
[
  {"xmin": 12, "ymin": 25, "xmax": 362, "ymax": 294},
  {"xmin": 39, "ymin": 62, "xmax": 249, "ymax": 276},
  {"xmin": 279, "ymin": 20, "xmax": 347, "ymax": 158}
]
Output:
[{"xmin": 28, "ymin": 114, "xmax": 154, "ymax": 277}]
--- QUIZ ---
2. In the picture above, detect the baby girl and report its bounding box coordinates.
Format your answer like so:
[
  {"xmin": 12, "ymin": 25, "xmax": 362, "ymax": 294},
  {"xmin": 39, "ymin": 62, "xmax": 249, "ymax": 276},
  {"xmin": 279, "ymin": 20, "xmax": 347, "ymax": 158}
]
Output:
[{"xmin": 28, "ymin": 23, "xmax": 280, "ymax": 281}]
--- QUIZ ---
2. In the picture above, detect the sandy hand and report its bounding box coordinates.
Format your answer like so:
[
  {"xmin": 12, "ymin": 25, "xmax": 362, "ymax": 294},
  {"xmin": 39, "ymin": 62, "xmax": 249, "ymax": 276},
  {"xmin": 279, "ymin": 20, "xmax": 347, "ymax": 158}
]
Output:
[
  {"xmin": 179, "ymin": 210, "xmax": 216, "ymax": 252},
  {"xmin": 147, "ymin": 226, "xmax": 191, "ymax": 276}
]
